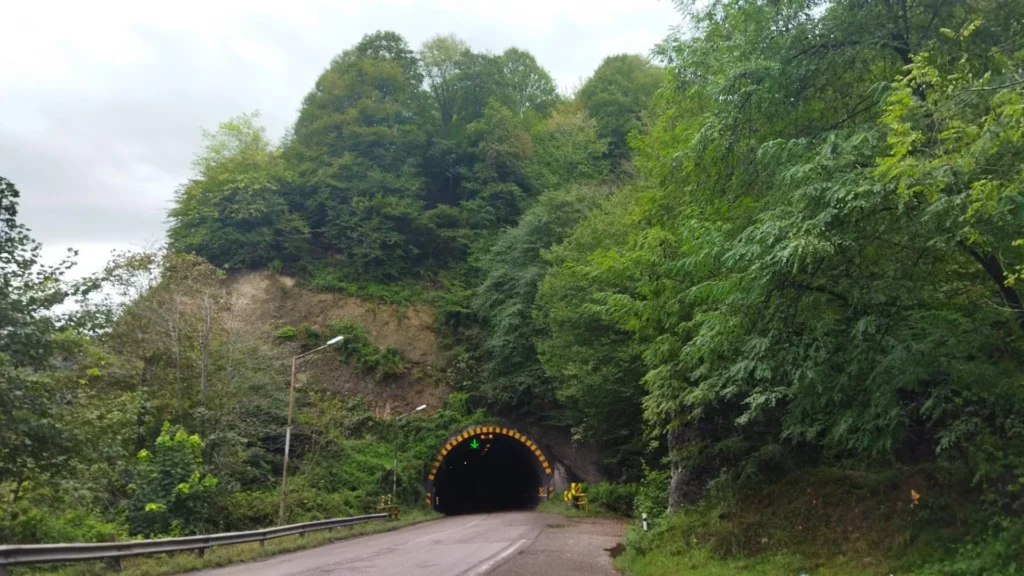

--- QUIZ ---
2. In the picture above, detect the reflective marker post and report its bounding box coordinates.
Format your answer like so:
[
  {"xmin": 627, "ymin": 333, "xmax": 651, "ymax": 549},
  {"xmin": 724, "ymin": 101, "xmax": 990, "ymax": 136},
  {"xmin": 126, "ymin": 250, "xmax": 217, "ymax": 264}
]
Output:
[{"xmin": 642, "ymin": 513, "xmax": 648, "ymax": 532}]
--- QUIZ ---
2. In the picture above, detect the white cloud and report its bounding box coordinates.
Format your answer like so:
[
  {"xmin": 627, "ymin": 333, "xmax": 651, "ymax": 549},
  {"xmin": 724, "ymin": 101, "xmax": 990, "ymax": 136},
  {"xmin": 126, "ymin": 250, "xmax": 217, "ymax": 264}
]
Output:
[{"xmin": 0, "ymin": 0, "xmax": 680, "ymax": 272}]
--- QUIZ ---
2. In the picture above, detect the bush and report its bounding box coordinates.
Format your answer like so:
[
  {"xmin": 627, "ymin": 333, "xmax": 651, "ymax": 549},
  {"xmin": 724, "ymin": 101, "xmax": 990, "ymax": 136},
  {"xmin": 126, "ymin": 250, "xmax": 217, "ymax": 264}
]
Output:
[
  {"xmin": 307, "ymin": 267, "xmax": 426, "ymax": 306},
  {"xmin": 587, "ymin": 482, "xmax": 640, "ymax": 516},
  {"xmin": 914, "ymin": 518, "xmax": 1024, "ymax": 576},
  {"xmin": 0, "ymin": 493, "xmax": 123, "ymax": 544},
  {"xmin": 634, "ymin": 462, "xmax": 670, "ymax": 520},
  {"xmin": 323, "ymin": 320, "xmax": 405, "ymax": 378},
  {"xmin": 128, "ymin": 423, "xmax": 220, "ymax": 537},
  {"xmin": 276, "ymin": 326, "xmax": 297, "ymax": 340}
]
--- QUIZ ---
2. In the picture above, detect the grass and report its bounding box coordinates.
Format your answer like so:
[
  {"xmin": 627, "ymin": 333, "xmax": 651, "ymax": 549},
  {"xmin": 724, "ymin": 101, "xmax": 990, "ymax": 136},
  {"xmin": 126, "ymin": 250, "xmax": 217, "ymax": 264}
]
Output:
[
  {"xmin": 537, "ymin": 499, "xmax": 624, "ymax": 519},
  {"xmin": 614, "ymin": 468, "xmax": 925, "ymax": 576},
  {"xmin": 615, "ymin": 546, "xmax": 886, "ymax": 576},
  {"xmin": 17, "ymin": 509, "xmax": 441, "ymax": 576}
]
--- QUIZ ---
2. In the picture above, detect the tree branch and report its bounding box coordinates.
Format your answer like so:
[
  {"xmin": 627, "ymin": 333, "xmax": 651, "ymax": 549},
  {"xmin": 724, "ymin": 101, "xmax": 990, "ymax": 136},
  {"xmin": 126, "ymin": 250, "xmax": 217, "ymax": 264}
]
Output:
[
  {"xmin": 964, "ymin": 246, "xmax": 1024, "ymax": 331},
  {"xmin": 963, "ymin": 78, "xmax": 1024, "ymax": 92}
]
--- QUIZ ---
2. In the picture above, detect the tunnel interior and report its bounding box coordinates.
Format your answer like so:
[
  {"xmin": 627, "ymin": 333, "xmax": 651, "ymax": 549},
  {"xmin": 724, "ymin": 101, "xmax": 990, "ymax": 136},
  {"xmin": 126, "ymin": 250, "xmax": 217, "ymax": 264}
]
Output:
[{"xmin": 430, "ymin": 429, "xmax": 547, "ymax": 515}]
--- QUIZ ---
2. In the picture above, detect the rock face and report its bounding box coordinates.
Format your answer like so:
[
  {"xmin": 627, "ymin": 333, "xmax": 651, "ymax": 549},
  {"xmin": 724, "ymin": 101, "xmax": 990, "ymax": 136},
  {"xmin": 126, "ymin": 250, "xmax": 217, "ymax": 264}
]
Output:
[{"xmin": 221, "ymin": 270, "xmax": 448, "ymax": 416}]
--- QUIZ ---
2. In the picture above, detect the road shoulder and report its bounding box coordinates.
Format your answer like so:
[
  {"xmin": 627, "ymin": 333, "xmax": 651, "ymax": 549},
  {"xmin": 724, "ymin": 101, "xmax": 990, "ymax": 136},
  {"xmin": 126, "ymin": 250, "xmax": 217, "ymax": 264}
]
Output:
[{"xmin": 488, "ymin": 514, "xmax": 627, "ymax": 576}]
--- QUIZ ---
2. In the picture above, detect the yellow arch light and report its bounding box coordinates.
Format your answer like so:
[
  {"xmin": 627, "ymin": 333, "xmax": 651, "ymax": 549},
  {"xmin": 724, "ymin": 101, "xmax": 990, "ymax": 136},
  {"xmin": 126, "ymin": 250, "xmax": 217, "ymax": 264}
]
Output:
[{"xmin": 429, "ymin": 425, "xmax": 555, "ymax": 490}]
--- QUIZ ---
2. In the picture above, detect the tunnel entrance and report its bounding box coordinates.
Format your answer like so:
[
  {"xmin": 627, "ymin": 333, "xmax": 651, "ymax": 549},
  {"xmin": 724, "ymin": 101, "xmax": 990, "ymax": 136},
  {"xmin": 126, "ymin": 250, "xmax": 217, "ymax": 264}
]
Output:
[{"xmin": 425, "ymin": 426, "xmax": 553, "ymax": 515}]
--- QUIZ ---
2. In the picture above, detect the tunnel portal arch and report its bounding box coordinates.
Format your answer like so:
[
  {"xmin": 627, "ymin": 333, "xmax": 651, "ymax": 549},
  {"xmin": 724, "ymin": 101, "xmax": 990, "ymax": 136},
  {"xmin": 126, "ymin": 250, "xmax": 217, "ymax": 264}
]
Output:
[{"xmin": 425, "ymin": 425, "xmax": 554, "ymax": 514}]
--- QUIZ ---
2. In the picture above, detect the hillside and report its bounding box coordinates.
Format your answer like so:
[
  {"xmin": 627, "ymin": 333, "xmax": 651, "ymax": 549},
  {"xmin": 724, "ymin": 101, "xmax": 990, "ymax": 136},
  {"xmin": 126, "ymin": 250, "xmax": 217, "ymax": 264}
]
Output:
[{"xmin": 223, "ymin": 270, "xmax": 446, "ymax": 417}]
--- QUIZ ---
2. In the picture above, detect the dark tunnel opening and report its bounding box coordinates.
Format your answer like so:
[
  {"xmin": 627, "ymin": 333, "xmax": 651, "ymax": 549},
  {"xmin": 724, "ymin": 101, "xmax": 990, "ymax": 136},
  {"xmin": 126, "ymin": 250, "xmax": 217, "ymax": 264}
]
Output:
[{"xmin": 432, "ymin": 432, "xmax": 543, "ymax": 515}]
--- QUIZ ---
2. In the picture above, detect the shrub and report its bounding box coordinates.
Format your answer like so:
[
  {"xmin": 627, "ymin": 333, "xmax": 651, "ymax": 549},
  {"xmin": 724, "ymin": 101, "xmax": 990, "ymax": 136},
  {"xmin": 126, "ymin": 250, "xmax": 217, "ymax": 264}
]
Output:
[
  {"xmin": 587, "ymin": 482, "xmax": 640, "ymax": 516},
  {"xmin": 634, "ymin": 462, "xmax": 670, "ymax": 520},
  {"xmin": 0, "ymin": 493, "xmax": 123, "ymax": 544},
  {"xmin": 275, "ymin": 326, "xmax": 297, "ymax": 340},
  {"xmin": 128, "ymin": 423, "xmax": 220, "ymax": 537},
  {"xmin": 307, "ymin": 266, "xmax": 426, "ymax": 306},
  {"xmin": 914, "ymin": 518, "xmax": 1024, "ymax": 576},
  {"xmin": 323, "ymin": 320, "xmax": 405, "ymax": 378}
]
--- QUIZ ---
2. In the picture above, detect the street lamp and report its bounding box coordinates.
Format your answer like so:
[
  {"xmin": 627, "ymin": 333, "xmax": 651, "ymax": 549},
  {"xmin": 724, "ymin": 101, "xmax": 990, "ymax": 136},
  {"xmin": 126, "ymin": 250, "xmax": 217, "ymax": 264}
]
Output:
[
  {"xmin": 393, "ymin": 404, "xmax": 427, "ymax": 503},
  {"xmin": 278, "ymin": 335, "xmax": 345, "ymax": 525}
]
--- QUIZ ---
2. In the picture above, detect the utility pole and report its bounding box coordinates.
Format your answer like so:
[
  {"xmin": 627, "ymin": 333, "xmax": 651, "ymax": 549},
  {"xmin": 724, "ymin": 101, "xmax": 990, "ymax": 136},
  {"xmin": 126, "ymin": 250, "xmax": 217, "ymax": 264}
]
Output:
[
  {"xmin": 278, "ymin": 335, "xmax": 344, "ymax": 526},
  {"xmin": 393, "ymin": 404, "xmax": 427, "ymax": 503}
]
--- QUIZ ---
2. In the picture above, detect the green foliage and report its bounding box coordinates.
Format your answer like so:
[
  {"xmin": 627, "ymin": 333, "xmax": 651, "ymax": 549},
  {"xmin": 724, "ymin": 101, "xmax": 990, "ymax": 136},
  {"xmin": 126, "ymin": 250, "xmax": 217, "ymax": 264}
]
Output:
[
  {"xmin": 275, "ymin": 326, "xmax": 297, "ymax": 340},
  {"xmin": 577, "ymin": 54, "xmax": 663, "ymax": 161},
  {"xmin": 322, "ymin": 320, "xmax": 405, "ymax": 378},
  {"xmin": 168, "ymin": 113, "xmax": 308, "ymax": 270},
  {"xmin": 471, "ymin": 183, "xmax": 617, "ymax": 412},
  {"xmin": 306, "ymin": 266, "xmax": 426, "ymax": 305},
  {"xmin": 0, "ymin": 481, "xmax": 123, "ymax": 545},
  {"xmin": 129, "ymin": 423, "xmax": 219, "ymax": 537},
  {"xmin": 534, "ymin": 187, "xmax": 647, "ymax": 479},
  {"xmin": 165, "ymin": 31, "xmax": 573, "ymax": 280},
  {"xmin": 586, "ymin": 482, "xmax": 640, "ymax": 516},
  {"xmin": 634, "ymin": 463, "xmax": 671, "ymax": 520},
  {"xmin": 914, "ymin": 518, "xmax": 1024, "ymax": 576}
]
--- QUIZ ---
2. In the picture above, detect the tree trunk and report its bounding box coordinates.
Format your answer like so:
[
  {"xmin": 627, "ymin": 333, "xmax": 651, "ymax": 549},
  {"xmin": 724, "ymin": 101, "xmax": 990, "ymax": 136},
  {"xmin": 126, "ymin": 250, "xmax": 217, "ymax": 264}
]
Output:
[
  {"xmin": 200, "ymin": 295, "xmax": 212, "ymax": 410},
  {"xmin": 667, "ymin": 420, "xmax": 715, "ymax": 511}
]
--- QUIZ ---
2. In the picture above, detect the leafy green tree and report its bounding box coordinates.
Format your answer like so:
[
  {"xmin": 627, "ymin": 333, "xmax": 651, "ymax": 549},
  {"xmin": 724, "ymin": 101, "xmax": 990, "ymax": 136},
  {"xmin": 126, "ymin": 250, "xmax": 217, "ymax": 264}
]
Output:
[
  {"xmin": 168, "ymin": 113, "xmax": 308, "ymax": 270},
  {"xmin": 600, "ymin": 0, "xmax": 1024, "ymax": 510},
  {"xmin": 496, "ymin": 48, "xmax": 560, "ymax": 116},
  {"xmin": 534, "ymin": 188, "xmax": 647, "ymax": 479},
  {"xmin": 289, "ymin": 31, "xmax": 430, "ymax": 279},
  {"xmin": 129, "ymin": 423, "xmax": 219, "ymax": 537},
  {"xmin": 472, "ymin": 183, "xmax": 616, "ymax": 414},
  {"xmin": 0, "ymin": 176, "xmax": 75, "ymax": 505},
  {"xmin": 576, "ymin": 54, "xmax": 662, "ymax": 161},
  {"xmin": 0, "ymin": 176, "xmax": 73, "ymax": 368},
  {"xmin": 420, "ymin": 34, "xmax": 473, "ymax": 131},
  {"xmin": 530, "ymin": 104, "xmax": 609, "ymax": 190},
  {"xmin": 458, "ymin": 102, "xmax": 536, "ymax": 229}
]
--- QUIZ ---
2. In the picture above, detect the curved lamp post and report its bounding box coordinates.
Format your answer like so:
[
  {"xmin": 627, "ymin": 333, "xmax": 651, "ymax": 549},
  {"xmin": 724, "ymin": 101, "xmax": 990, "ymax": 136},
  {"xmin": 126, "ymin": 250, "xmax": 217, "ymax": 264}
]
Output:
[
  {"xmin": 393, "ymin": 404, "xmax": 427, "ymax": 503},
  {"xmin": 278, "ymin": 335, "xmax": 345, "ymax": 525}
]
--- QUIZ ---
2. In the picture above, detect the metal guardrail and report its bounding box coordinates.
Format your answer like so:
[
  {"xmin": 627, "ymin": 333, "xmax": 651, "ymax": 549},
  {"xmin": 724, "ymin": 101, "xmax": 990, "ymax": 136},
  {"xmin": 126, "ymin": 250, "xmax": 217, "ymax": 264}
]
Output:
[{"xmin": 0, "ymin": 513, "xmax": 389, "ymax": 575}]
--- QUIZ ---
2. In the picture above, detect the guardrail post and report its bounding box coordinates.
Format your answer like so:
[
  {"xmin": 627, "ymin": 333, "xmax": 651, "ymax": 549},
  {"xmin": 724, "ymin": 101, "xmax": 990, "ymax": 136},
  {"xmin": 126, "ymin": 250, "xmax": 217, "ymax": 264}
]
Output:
[
  {"xmin": 105, "ymin": 533, "xmax": 123, "ymax": 571},
  {"xmin": 197, "ymin": 548, "xmax": 206, "ymax": 558},
  {"xmin": 1, "ymin": 564, "xmax": 9, "ymax": 576}
]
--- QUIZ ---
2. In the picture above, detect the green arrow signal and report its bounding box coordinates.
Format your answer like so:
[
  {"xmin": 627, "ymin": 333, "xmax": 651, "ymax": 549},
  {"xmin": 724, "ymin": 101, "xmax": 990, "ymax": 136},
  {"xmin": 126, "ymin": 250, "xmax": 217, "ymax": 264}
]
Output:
[{"xmin": 469, "ymin": 438, "xmax": 480, "ymax": 449}]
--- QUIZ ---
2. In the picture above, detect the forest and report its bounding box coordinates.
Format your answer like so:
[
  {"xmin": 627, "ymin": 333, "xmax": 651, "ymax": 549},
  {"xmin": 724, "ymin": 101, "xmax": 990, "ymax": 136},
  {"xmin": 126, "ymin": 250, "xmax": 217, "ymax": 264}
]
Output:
[{"xmin": 4, "ymin": 0, "xmax": 1024, "ymax": 573}]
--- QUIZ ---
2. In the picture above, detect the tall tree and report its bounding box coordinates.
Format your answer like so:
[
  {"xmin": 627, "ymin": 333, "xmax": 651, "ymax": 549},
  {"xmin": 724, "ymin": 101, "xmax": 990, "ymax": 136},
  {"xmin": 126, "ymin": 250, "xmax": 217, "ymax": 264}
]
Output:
[
  {"xmin": 576, "ymin": 54, "xmax": 663, "ymax": 161},
  {"xmin": 420, "ymin": 34, "xmax": 472, "ymax": 131},
  {"xmin": 169, "ymin": 113, "xmax": 308, "ymax": 271},
  {"xmin": 0, "ymin": 176, "xmax": 75, "ymax": 507},
  {"xmin": 289, "ymin": 31, "xmax": 430, "ymax": 279},
  {"xmin": 472, "ymin": 183, "xmax": 615, "ymax": 415}
]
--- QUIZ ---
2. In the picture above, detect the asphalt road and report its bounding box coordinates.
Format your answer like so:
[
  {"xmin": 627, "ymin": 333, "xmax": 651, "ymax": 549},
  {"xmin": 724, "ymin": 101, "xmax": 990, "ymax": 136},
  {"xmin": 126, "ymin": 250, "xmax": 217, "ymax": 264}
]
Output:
[{"xmin": 188, "ymin": 511, "xmax": 625, "ymax": 576}]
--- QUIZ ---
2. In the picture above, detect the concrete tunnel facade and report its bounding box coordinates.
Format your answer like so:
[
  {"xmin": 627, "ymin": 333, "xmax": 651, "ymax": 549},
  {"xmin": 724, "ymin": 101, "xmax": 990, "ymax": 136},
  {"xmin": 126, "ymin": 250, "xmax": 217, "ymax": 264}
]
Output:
[{"xmin": 425, "ymin": 425, "xmax": 554, "ymax": 515}]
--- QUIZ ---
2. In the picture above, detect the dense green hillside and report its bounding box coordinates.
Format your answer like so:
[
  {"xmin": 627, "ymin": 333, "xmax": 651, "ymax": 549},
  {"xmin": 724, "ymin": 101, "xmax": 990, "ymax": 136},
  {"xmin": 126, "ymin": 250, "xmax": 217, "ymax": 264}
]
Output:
[{"xmin": 5, "ymin": 1, "xmax": 1024, "ymax": 572}]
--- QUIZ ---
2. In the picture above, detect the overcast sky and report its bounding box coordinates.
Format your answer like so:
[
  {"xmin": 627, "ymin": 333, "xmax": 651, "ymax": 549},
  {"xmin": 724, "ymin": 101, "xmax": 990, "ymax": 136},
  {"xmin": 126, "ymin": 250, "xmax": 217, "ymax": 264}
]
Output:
[{"xmin": 1, "ymin": 0, "xmax": 680, "ymax": 277}]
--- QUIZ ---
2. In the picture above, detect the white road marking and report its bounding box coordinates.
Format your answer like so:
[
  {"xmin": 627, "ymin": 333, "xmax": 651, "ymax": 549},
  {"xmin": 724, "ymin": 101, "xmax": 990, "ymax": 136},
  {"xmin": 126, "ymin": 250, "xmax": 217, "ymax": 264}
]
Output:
[
  {"xmin": 465, "ymin": 539, "xmax": 528, "ymax": 576},
  {"xmin": 405, "ymin": 515, "xmax": 487, "ymax": 546}
]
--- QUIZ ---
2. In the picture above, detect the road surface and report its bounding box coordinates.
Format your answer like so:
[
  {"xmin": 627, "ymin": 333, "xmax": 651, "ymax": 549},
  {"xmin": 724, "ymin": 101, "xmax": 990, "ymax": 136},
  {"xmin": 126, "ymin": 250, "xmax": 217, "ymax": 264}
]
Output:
[{"xmin": 188, "ymin": 511, "xmax": 625, "ymax": 576}]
